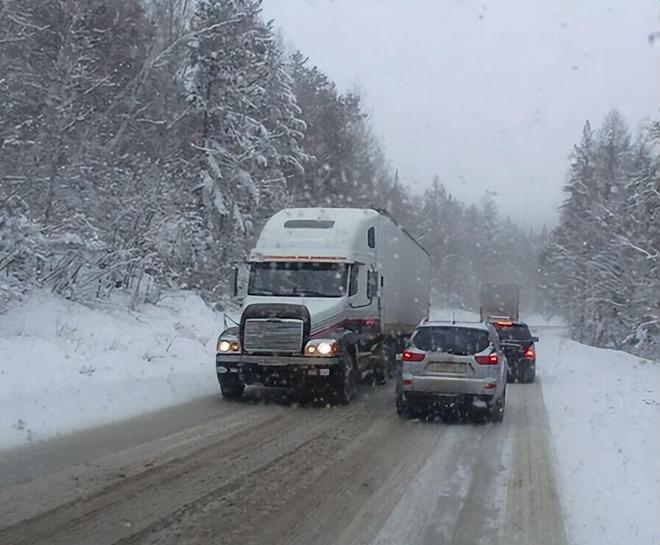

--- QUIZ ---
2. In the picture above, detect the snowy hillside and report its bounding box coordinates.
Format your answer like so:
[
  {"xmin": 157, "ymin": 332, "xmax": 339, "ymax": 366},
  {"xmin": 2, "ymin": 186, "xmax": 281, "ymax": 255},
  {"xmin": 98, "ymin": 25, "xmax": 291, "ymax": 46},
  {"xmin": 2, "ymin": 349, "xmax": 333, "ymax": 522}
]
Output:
[{"xmin": 0, "ymin": 291, "xmax": 225, "ymax": 449}]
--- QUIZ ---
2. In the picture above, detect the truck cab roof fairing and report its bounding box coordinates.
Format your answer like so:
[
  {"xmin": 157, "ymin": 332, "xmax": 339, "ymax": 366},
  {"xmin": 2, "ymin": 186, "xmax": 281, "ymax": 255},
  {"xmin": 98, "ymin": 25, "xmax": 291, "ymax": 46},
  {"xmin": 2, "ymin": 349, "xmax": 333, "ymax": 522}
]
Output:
[
  {"xmin": 252, "ymin": 208, "xmax": 382, "ymax": 261},
  {"xmin": 247, "ymin": 255, "xmax": 352, "ymax": 263}
]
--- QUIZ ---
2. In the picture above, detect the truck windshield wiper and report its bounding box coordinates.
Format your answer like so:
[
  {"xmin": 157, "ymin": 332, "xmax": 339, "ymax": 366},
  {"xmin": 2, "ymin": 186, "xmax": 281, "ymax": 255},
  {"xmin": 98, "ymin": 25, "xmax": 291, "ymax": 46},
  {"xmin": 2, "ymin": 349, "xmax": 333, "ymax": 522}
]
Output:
[
  {"xmin": 249, "ymin": 289, "xmax": 277, "ymax": 296},
  {"xmin": 292, "ymin": 288, "xmax": 334, "ymax": 297}
]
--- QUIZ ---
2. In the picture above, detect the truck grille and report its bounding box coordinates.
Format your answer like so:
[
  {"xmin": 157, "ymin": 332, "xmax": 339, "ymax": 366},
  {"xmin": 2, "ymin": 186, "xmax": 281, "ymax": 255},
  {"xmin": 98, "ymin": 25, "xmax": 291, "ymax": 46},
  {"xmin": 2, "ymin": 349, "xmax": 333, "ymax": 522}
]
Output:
[{"xmin": 243, "ymin": 318, "xmax": 304, "ymax": 353}]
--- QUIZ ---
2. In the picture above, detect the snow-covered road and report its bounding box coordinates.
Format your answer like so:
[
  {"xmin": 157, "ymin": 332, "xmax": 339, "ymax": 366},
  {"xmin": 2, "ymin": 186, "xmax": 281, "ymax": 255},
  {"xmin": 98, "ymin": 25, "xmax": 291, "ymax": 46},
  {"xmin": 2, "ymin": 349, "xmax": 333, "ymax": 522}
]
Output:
[
  {"xmin": 0, "ymin": 381, "xmax": 566, "ymax": 545},
  {"xmin": 1, "ymin": 298, "xmax": 657, "ymax": 544}
]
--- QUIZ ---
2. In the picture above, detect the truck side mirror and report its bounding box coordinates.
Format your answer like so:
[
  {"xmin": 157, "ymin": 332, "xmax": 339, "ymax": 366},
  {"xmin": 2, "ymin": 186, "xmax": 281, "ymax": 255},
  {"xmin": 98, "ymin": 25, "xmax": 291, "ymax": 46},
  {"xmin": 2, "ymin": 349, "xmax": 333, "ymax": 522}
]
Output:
[
  {"xmin": 367, "ymin": 270, "xmax": 378, "ymax": 299},
  {"xmin": 231, "ymin": 265, "xmax": 239, "ymax": 297}
]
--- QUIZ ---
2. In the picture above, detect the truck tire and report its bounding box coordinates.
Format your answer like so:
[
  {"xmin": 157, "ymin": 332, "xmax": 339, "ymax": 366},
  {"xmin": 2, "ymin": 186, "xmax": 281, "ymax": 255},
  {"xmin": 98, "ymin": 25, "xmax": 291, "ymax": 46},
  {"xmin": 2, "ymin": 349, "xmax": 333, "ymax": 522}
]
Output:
[
  {"xmin": 218, "ymin": 374, "xmax": 245, "ymax": 400},
  {"xmin": 333, "ymin": 362, "xmax": 354, "ymax": 405},
  {"xmin": 372, "ymin": 355, "xmax": 388, "ymax": 385},
  {"xmin": 373, "ymin": 341, "xmax": 397, "ymax": 385}
]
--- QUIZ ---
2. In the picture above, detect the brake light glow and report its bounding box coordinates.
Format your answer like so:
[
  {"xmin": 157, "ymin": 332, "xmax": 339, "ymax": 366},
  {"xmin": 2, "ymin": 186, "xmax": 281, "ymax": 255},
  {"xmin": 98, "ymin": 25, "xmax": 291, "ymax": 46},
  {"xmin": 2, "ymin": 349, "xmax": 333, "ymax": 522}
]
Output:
[
  {"xmin": 524, "ymin": 346, "xmax": 536, "ymax": 359},
  {"xmin": 402, "ymin": 350, "xmax": 425, "ymax": 362},
  {"xmin": 475, "ymin": 353, "xmax": 499, "ymax": 365},
  {"xmin": 495, "ymin": 321, "xmax": 513, "ymax": 326}
]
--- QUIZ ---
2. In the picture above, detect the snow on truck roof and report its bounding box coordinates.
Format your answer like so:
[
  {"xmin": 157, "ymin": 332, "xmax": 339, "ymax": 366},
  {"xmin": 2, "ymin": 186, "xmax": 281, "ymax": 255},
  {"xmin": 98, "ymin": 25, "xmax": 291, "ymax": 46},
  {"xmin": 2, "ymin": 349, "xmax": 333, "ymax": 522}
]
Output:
[{"xmin": 250, "ymin": 208, "xmax": 423, "ymax": 262}]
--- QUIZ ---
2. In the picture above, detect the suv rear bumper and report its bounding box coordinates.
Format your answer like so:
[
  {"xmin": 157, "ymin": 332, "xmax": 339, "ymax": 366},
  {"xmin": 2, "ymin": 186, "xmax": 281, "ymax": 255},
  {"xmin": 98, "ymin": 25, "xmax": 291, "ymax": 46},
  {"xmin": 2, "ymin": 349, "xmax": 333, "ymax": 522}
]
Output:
[{"xmin": 403, "ymin": 374, "xmax": 499, "ymax": 396}]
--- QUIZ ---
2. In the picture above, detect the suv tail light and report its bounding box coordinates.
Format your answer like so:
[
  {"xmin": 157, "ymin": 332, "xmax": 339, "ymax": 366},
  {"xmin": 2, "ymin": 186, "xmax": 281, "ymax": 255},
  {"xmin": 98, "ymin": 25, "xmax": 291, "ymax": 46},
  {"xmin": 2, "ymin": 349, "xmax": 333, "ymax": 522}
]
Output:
[
  {"xmin": 402, "ymin": 350, "xmax": 425, "ymax": 362},
  {"xmin": 524, "ymin": 345, "xmax": 536, "ymax": 360},
  {"xmin": 475, "ymin": 353, "xmax": 499, "ymax": 365}
]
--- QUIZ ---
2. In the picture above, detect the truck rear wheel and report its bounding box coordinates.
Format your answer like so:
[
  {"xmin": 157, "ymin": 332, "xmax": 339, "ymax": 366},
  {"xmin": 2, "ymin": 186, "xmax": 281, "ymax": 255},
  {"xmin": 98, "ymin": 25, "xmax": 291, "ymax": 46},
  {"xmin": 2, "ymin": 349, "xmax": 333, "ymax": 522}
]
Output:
[
  {"xmin": 333, "ymin": 363, "xmax": 354, "ymax": 405},
  {"xmin": 373, "ymin": 341, "xmax": 397, "ymax": 385}
]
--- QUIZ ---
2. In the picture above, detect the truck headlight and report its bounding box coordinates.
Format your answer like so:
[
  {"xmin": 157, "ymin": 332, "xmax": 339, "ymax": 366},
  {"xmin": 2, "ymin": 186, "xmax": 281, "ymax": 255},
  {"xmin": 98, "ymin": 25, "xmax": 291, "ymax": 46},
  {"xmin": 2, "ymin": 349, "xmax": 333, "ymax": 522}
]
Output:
[
  {"xmin": 217, "ymin": 337, "xmax": 240, "ymax": 353},
  {"xmin": 305, "ymin": 339, "xmax": 338, "ymax": 357}
]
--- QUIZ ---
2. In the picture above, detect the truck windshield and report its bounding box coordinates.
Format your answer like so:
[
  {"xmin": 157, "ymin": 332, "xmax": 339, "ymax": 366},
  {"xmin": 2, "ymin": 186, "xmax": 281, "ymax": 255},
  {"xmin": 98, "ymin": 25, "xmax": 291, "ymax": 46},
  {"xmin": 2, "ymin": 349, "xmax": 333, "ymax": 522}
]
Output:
[{"xmin": 248, "ymin": 262, "xmax": 349, "ymax": 298}]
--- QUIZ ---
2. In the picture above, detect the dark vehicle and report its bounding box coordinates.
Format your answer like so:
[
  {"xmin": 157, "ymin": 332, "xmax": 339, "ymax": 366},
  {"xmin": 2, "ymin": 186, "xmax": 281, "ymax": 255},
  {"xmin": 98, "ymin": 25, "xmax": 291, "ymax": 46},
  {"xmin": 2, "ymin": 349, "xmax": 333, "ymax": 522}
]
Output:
[
  {"xmin": 479, "ymin": 283, "xmax": 520, "ymax": 322},
  {"xmin": 493, "ymin": 321, "xmax": 539, "ymax": 383},
  {"xmin": 396, "ymin": 321, "xmax": 507, "ymax": 422}
]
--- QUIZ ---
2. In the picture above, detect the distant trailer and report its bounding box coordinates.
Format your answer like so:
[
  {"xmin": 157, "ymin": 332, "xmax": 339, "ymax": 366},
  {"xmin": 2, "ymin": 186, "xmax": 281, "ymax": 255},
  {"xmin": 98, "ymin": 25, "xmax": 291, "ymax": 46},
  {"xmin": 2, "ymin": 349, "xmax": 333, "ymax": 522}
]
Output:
[{"xmin": 479, "ymin": 283, "xmax": 520, "ymax": 322}]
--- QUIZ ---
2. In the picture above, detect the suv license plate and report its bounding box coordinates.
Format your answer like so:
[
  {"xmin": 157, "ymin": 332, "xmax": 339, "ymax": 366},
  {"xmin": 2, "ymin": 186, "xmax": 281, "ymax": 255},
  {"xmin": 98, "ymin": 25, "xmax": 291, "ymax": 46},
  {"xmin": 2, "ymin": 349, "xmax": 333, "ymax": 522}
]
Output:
[{"xmin": 429, "ymin": 363, "xmax": 466, "ymax": 374}]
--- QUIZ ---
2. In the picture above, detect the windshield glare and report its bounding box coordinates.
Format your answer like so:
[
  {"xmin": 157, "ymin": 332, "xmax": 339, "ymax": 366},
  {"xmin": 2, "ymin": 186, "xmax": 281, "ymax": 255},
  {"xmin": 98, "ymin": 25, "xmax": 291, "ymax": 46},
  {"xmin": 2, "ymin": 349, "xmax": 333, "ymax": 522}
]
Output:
[{"xmin": 248, "ymin": 262, "xmax": 349, "ymax": 297}]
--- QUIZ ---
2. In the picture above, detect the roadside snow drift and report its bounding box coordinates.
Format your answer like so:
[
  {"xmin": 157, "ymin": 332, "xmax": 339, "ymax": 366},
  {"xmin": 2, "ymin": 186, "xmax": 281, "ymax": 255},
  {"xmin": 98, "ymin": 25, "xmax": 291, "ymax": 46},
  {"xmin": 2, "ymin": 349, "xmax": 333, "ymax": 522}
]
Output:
[
  {"xmin": 539, "ymin": 335, "xmax": 660, "ymax": 545},
  {"xmin": 0, "ymin": 291, "xmax": 224, "ymax": 449}
]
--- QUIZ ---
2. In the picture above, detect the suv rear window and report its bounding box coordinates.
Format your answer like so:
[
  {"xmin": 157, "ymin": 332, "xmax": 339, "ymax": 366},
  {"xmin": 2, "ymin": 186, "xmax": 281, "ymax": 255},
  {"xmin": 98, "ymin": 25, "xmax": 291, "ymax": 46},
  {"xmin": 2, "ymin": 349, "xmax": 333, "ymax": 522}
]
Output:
[
  {"xmin": 411, "ymin": 327, "xmax": 490, "ymax": 355},
  {"xmin": 495, "ymin": 324, "xmax": 532, "ymax": 341}
]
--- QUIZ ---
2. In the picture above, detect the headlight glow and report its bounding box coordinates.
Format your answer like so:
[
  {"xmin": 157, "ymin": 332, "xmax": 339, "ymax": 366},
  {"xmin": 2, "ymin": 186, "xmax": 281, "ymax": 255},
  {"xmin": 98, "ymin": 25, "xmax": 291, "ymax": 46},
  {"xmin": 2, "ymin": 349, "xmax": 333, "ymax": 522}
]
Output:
[
  {"xmin": 304, "ymin": 339, "xmax": 338, "ymax": 357},
  {"xmin": 217, "ymin": 338, "xmax": 240, "ymax": 353}
]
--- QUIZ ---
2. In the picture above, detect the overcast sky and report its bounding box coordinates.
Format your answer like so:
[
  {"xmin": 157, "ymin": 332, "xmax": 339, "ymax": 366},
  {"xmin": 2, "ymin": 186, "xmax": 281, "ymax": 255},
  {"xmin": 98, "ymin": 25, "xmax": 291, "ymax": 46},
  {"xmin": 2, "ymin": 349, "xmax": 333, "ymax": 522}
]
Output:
[{"xmin": 261, "ymin": 0, "xmax": 659, "ymax": 228}]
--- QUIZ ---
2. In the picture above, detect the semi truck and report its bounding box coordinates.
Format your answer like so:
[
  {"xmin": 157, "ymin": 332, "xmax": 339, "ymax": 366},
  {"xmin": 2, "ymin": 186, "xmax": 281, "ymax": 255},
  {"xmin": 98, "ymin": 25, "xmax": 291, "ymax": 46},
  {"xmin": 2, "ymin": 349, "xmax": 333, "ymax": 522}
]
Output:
[{"xmin": 216, "ymin": 207, "xmax": 431, "ymax": 404}]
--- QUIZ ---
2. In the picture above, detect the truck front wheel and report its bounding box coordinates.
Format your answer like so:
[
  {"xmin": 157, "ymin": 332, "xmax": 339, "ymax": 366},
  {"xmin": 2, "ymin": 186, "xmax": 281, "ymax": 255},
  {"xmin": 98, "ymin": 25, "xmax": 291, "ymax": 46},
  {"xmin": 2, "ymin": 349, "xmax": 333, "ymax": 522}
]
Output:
[{"xmin": 218, "ymin": 374, "xmax": 246, "ymax": 400}]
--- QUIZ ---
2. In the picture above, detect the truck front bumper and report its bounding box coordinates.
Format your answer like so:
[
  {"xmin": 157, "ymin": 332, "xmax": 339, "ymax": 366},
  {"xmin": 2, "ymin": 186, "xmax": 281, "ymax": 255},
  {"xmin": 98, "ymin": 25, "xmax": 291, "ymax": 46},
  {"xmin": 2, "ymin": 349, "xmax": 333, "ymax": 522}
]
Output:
[{"xmin": 216, "ymin": 353, "xmax": 343, "ymax": 388}]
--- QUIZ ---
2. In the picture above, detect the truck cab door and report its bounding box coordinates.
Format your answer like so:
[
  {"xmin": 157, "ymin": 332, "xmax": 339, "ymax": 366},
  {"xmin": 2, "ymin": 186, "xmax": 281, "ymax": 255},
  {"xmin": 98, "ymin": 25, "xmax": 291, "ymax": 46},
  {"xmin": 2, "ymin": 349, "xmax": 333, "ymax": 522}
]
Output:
[{"xmin": 367, "ymin": 269, "xmax": 379, "ymax": 300}]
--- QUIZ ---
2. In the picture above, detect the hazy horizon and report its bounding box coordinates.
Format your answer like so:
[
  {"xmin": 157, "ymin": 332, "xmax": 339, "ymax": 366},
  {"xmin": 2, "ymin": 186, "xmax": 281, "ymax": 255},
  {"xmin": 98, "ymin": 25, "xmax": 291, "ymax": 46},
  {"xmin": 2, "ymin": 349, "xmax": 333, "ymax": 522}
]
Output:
[{"xmin": 263, "ymin": 0, "xmax": 659, "ymax": 228}]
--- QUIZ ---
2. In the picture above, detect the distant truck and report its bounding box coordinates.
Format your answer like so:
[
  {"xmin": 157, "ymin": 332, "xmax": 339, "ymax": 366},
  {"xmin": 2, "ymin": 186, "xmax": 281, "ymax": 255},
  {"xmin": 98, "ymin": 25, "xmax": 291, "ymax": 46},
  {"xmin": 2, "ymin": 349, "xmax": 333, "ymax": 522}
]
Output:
[
  {"xmin": 479, "ymin": 283, "xmax": 520, "ymax": 322},
  {"xmin": 216, "ymin": 208, "xmax": 431, "ymax": 404}
]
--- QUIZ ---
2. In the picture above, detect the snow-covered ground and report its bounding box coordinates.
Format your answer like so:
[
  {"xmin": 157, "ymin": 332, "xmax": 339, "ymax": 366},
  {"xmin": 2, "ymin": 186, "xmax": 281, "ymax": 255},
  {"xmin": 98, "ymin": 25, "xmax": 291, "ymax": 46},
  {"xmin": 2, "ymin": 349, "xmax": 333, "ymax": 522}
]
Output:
[
  {"xmin": 2, "ymin": 296, "xmax": 657, "ymax": 544},
  {"xmin": 539, "ymin": 334, "xmax": 660, "ymax": 545},
  {"xmin": 431, "ymin": 308, "xmax": 658, "ymax": 544},
  {"xmin": 0, "ymin": 291, "xmax": 225, "ymax": 449}
]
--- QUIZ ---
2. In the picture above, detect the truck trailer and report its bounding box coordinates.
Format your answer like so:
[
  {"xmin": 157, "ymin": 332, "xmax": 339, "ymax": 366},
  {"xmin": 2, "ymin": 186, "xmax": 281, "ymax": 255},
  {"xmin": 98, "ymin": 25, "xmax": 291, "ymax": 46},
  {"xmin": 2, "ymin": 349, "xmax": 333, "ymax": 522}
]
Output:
[
  {"xmin": 216, "ymin": 208, "xmax": 431, "ymax": 404},
  {"xmin": 479, "ymin": 283, "xmax": 520, "ymax": 322}
]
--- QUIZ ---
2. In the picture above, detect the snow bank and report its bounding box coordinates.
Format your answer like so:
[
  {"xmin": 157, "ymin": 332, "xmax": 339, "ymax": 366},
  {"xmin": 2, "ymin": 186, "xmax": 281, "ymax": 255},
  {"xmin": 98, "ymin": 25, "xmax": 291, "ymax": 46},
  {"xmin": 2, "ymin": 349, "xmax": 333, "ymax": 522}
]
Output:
[
  {"xmin": 0, "ymin": 291, "xmax": 225, "ymax": 449},
  {"xmin": 539, "ymin": 336, "xmax": 660, "ymax": 545}
]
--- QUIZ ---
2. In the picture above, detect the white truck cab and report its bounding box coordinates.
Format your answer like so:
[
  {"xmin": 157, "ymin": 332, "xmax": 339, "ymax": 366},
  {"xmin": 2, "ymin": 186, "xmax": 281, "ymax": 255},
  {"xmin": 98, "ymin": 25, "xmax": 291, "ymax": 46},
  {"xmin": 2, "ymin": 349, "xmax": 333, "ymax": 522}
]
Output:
[{"xmin": 216, "ymin": 208, "xmax": 430, "ymax": 404}]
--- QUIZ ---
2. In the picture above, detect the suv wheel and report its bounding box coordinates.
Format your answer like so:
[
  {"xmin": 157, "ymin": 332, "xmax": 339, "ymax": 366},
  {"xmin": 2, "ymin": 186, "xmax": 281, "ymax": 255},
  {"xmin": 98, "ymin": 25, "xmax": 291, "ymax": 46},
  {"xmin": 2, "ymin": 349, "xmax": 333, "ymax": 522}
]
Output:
[
  {"xmin": 490, "ymin": 387, "xmax": 506, "ymax": 423},
  {"xmin": 396, "ymin": 392, "xmax": 414, "ymax": 419}
]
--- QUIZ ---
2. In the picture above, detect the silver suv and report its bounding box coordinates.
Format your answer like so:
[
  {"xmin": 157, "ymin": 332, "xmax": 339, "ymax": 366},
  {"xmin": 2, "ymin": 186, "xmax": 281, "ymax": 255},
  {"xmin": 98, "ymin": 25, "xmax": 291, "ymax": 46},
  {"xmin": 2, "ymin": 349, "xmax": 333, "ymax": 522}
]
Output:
[{"xmin": 396, "ymin": 321, "xmax": 507, "ymax": 422}]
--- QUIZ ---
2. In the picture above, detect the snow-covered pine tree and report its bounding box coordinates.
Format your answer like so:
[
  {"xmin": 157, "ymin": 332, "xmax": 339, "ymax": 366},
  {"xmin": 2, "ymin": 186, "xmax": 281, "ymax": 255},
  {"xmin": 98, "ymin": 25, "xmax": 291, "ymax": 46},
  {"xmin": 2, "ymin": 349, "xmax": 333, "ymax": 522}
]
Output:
[
  {"xmin": 542, "ymin": 120, "xmax": 598, "ymax": 341},
  {"xmin": 184, "ymin": 0, "xmax": 306, "ymax": 294},
  {"xmin": 543, "ymin": 112, "xmax": 659, "ymax": 357}
]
